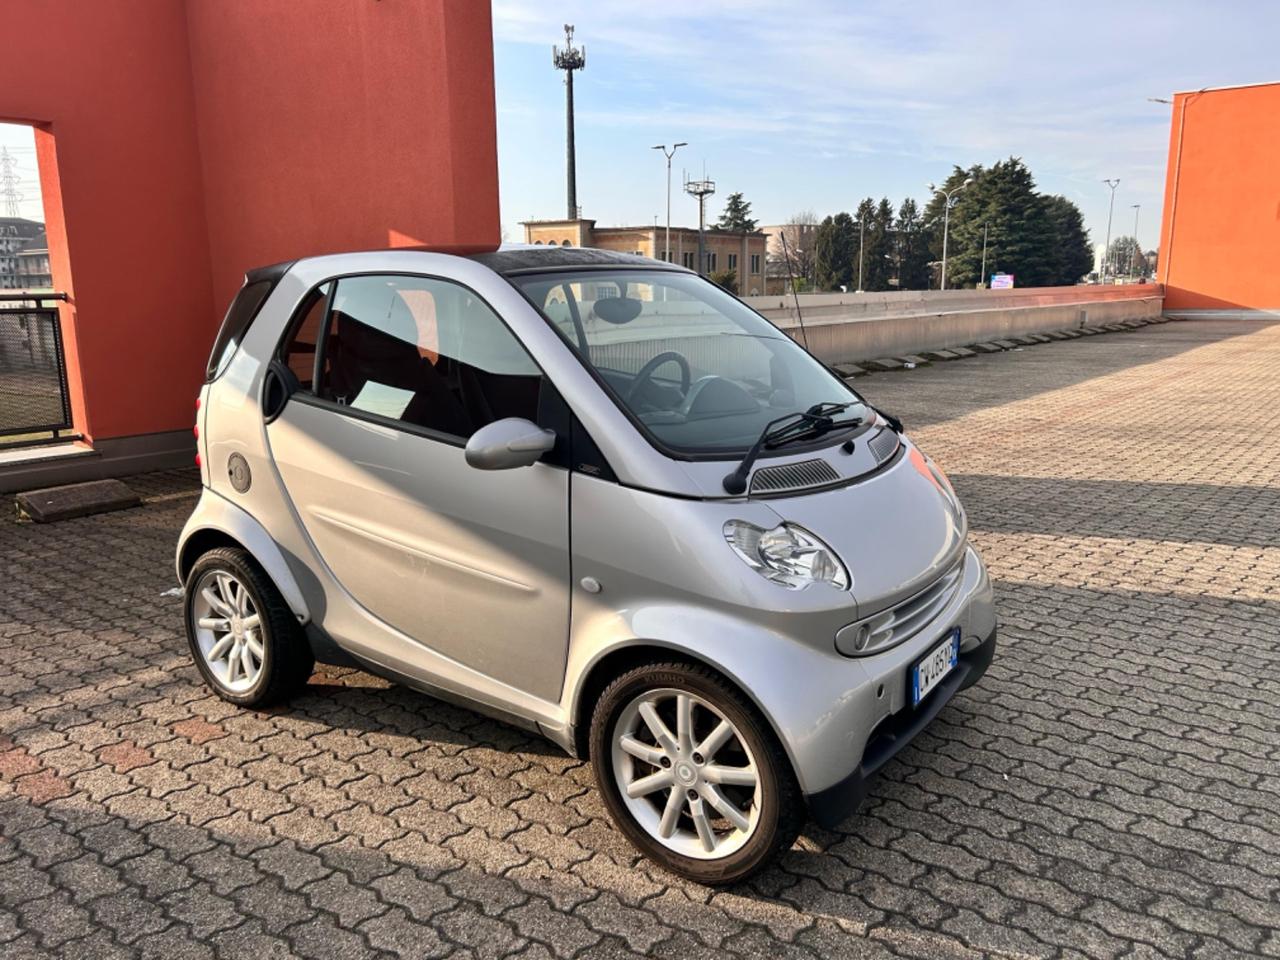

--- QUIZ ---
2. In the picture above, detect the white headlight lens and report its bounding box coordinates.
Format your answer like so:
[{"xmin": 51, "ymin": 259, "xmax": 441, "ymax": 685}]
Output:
[{"xmin": 723, "ymin": 520, "xmax": 850, "ymax": 590}]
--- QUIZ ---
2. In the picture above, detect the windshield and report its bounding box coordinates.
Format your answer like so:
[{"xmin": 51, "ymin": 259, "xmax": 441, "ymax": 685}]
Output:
[{"xmin": 513, "ymin": 269, "xmax": 866, "ymax": 456}]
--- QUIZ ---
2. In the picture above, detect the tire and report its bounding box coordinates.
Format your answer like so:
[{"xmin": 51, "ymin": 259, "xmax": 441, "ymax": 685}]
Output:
[
  {"xmin": 184, "ymin": 547, "xmax": 314, "ymax": 707},
  {"xmin": 589, "ymin": 661, "xmax": 804, "ymax": 884}
]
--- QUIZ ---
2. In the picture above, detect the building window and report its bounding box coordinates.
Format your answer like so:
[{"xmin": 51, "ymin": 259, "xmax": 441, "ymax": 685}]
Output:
[
  {"xmin": 727, "ymin": 253, "xmax": 738, "ymax": 272},
  {"xmin": 707, "ymin": 253, "xmax": 717, "ymax": 272},
  {"xmin": 750, "ymin": 254, "xmax": 761, "ymax": 274},
  {"xmin": 561, "ymin": 240, "xmax": 572, "ymax": 247},
  {"xmin": 682, "ymin": 252, "xmax": 695, "ymax": 269},
  {"xmin": 634, "ymin": 250, "xmax": 644, "ymax": 257}
]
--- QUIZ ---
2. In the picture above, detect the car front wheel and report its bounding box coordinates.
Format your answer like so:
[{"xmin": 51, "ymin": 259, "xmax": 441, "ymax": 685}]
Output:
[{"xmin": 590, "ymin": 662, "xmax": 803, "ymax": 884}]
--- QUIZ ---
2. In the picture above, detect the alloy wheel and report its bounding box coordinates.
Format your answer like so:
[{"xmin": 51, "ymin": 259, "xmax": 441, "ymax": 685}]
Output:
[
  {"xmin": 190, "ymin": 569, "xmax": 264, "ymax": 693},
  {"xmin": 610, "ymin": 687, "xmax": 761, "ymax": 859}
]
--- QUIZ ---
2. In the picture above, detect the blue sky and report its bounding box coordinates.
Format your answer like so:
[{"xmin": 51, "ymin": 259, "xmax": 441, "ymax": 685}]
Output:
[{"xmin": 494, "ymin": 1, "xmax": 1280, "ymax": 252}]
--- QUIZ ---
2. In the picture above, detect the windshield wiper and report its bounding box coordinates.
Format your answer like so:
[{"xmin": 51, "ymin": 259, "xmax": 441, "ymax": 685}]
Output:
[{"xmin": 722, "ymin": 402, "xmax": 862, "ymax": 494}]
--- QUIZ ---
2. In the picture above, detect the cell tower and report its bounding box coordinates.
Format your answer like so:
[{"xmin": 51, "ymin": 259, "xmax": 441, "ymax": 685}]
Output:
[
  {"xmin": 684, "ymin": 174, "xmax": 716, "ymax": 276},
  {"xmin": 552, "ymin": 24, "xmax": 586, "ymax": 220},
  {"xmin": 0, "ymin": 147, "xmax": 22, "ymax": 218}
]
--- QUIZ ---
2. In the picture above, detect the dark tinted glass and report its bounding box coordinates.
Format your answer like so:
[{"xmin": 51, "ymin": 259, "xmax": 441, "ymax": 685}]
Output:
[
  {"xmin": 317, "ymin": 275, "xmax": 543, "ymax": 440},
  {"xmin": 279, "ymin": 283, "xmax": 332, "ymax": 391},
  {"xmin": 206, "ymin": 279, "xmax": 273, "ymax": 381}
]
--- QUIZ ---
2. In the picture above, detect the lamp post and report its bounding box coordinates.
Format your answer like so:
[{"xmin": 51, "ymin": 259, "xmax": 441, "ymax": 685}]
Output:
[
  {"xmin": 1101, "ymin": 178, "xmax": 1120, "ymax": 282},
  {"xmin": 1130, "ymin": 203, "xmax": 1141, "ymax": 278},
  {"xmin": 927, "ymin": 177, "xmax": 973, "ymax": 290},
  {"xmin": 652, "ymin": 142, "xmax": 687, "ymax": 263},
  {"xmin": 979, "ymin": 223, "xmax": 989, "ymax": 288},
  {"xmin": 856, "ymin": 218, "xmax": 865, "ymax": 293}
]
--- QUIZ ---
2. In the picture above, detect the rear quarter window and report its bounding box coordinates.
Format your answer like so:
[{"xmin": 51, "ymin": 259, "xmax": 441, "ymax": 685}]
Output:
[{"xmin": 206, "ymin": 279, "xmax": 274, "ymax": 381}]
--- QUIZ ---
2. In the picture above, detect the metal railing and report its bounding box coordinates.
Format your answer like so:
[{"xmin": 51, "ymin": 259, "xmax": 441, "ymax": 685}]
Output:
[{"xmin": 0, "ymin": 291, "xmax": 73, "ymax": 440}]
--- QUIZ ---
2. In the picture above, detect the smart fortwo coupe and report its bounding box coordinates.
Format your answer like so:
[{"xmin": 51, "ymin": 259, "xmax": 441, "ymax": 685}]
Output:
[{"xmin": 178, "ymin": 246, "xmax": 996, "ymax": 883}]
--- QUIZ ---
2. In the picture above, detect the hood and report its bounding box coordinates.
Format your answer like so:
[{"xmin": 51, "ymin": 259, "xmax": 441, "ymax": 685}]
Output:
[{"xmin": 763, "ymin": 440, "xmax": 967, "ymax": 615}]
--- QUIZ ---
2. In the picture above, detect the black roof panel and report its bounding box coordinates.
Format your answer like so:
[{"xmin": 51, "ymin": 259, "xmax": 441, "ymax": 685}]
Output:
[{"xmin": 468, "ymin": 245, "xmax": 689, "ymax": 276}]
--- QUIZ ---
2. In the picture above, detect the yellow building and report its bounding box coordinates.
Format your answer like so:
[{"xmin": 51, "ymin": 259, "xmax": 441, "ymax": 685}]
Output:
[{"xmin": 521, "ymin": 218, "xmax": 768, "ymax": 295}]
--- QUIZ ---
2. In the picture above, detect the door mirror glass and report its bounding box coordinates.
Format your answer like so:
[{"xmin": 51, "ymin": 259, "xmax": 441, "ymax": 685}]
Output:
[{"xmin": 464, "ymin": 417, "xmax": 556, "ymax": 470}]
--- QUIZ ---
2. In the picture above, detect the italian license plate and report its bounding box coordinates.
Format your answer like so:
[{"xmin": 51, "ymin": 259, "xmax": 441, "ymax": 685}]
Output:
[{"xmin": 911, "ymin": 628, "xmax": 960, "ymax": 707}]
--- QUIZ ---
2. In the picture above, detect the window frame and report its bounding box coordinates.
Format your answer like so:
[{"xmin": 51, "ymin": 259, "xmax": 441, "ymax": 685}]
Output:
[{"xmin": 271, "ymin": 270, "xmax": 553, "ymax": 450}]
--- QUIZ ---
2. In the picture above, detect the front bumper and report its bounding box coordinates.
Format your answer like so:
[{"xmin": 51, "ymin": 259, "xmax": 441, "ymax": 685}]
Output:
[{"xmin": 806, "ymin": 623, "xmax": 997, "ymax": 828}]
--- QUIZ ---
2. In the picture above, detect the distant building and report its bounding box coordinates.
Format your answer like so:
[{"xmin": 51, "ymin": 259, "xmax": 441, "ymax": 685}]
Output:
[
  {"xmin": 0, "ymin": 217, "xmax": 52, "ymax": 290},
  {"xmin": 521, "ymin": 218, "xmax": 768, "ymax": 295}
]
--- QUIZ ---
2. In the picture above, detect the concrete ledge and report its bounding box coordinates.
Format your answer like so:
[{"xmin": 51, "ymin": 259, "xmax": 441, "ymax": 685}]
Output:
[
  {"xmin": 0, "ymin": 429, "xmax": 193, "ymax": 494},
  {"xmin": 758, "ymin": 295, "xmax": 1164, "ymax": 365}
]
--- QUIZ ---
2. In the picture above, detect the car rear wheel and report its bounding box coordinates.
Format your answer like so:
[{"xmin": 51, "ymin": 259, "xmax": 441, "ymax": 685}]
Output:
[
  {"xmin": 184, "ymin": 547, "xmax": 313, "ymax": 707},
  {"xmin": 590, "ymin": 661, "xmax": 803, "ymax": 884}
]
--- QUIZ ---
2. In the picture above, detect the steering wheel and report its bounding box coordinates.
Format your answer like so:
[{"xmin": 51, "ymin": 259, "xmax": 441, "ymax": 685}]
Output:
[{"xmin": 625, "ymin": 351, "xmax": 692, "ymax": 404}]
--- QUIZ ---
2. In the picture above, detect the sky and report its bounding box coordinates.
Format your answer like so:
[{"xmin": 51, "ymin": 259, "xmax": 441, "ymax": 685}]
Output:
[
  {"xmin": 5, "ymin": 3, "xmax": 1277, "ymax": 255},
  {"xmin": 0, "ymin": 123, "xmax": 40, "ymax": 221},
  {"xmin": 493, "ymin": 0, "xmax": 1280, "ymax": 252}
]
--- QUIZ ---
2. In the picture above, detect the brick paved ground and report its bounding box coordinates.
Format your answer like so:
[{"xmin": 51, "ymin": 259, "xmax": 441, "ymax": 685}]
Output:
[{"xmin": 2, "ymin": 317, "xmax": 1278, "ymax": 959}]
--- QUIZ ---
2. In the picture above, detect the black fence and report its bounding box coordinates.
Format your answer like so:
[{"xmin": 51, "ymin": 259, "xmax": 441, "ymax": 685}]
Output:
[{"xmin": 0, "ymin": 292, "xmax": 73, "ymax": 439}]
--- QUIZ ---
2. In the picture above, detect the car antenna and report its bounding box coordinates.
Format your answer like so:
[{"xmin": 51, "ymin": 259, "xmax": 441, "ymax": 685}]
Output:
[{"xmin": 777, "ymin": 229, "xmax": 810, "ymax": 350}]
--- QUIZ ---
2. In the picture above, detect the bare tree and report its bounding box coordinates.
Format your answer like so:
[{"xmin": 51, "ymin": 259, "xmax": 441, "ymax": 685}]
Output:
[{"xmin": 768, "ymin": 211, "xmax": 819, "ymax": 289}]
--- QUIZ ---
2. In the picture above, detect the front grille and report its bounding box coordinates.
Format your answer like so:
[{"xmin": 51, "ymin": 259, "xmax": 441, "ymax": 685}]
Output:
[
  {"xmin": 837, "ymin": 560, "xmax": 963, "ymax": 656},
  {"xmin": 867, "ymin": 428, "xmax": 900, "ymax": 464},
  {"xmin": 749, "ymin": 458, "xmax": 841, "ymax": 495}
]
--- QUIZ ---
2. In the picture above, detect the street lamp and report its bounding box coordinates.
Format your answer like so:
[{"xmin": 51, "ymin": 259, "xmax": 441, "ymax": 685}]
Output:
[
  {"xmin": 1101, "ymin": 178, "xmax": 1120, "ymax": 282},
  {"xmin": 927, "ymin": 177, "xmax": 973, "ymax": 290},
  {"xmin": 652, "ymin": 143, "xmax": 687, "ymax": 263},
  {"xmin": 855, "ymin": 217, "xmax": 866, "ymax": 293},
  {"xmin": 979, "ymin": 223, "xmax": 990, "ymax": 288},
  {"xmin": 1130, "ymin": 203, "xmax": 1141, "ymax": 278}
]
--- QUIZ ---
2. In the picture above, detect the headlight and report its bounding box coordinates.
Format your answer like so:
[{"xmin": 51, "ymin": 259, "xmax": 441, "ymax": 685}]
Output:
[{"xmin": 723, "ymin": 520, "xmax": 850, "ymax": 591}]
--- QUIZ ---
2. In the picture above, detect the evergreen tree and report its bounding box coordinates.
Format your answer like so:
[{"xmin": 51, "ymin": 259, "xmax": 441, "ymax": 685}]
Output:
[
  {"xmin": 863, "ymin": 197, "xmax": 896, "ymax": 291},
  {"xmin": 946, "ymin": 158, "xmax": 1055, "ymax": 288},
  {"xmin": 1042, "ymin": 195, "xmax": 1094, "ymax": 285},
  {"xmin": 716, "ymin": 192, "xmax": 758, "ymax": 233},
  {"xmin": 896, "ymin": 198, "xmax": 931, "ymax": 290},
  {"xmin": 853, "ymin": 199, "xmax": 876, "ymax": 290},
  {"xmin": 923, "ymin": 164, "xmax": 983, "ymax": 284},
  {"xmin": 814, "ymin": 212, "xmax": 857, "ymax": 290}
]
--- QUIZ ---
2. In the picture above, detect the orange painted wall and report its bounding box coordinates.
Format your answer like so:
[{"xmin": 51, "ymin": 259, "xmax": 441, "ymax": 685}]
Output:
[
  {"xmin": 0, "ymin": 0, "xmax": 499, "ymax": 443},
  {"xmin": 2, "ymin": 0, "xmax": 215, "ymax": 443},
  {"xmin": 1158, "ymin": 82, "xmax": 1280, "ymax": 313},
  {"xmin": 184, "ymin": 0, "xmax": 500, "ymax": 312}
]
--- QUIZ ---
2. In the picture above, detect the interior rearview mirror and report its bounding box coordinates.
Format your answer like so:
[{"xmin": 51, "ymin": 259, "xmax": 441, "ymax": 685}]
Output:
[{"xmin": 464, "ymin": 418, "xmax": 556, "ymax": 470}]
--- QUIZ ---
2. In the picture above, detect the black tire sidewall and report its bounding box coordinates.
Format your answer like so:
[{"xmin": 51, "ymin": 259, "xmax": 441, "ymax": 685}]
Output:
[
  {"xmin": 184, "ymin": 549, "xmax": 277, "ymax": 706},
  {"xmin": 589, "ymin": 663, "xmax": 796, "ymax": 885}
]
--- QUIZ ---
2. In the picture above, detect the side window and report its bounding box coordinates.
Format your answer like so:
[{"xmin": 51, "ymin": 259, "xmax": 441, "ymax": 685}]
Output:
[
  {"xmin": 280, "ymin": 282, "xmax": 332, "ymax": 390},
  {"xmin": 318, "ymin": 275, "xmax": 543, "ymax": 440}
]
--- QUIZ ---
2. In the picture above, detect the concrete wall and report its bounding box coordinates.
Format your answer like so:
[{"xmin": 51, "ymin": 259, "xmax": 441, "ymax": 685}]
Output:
[
  {"xmin": 1158, "ymin": 82, "xmax": 1280, "ymax": 317},
  {"xmin": 744, "ymin": 284, "xmax": 1164, "ymax": 363}
]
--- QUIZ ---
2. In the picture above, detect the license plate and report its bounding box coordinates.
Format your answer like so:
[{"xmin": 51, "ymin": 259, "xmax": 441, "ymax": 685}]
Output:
[{"xmin": 911, "ymin": 628, "xmax": 960, "ymax": 707}]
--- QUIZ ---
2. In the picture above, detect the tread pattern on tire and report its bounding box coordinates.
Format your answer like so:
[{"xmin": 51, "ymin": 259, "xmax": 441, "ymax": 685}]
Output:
[
  {"xmin": 186, "ymin": 546, "xmax": 314, "ymax": 707},
  {"xmin": 589, "ymin": 659, "xmax": 805, "ymax": 885}
]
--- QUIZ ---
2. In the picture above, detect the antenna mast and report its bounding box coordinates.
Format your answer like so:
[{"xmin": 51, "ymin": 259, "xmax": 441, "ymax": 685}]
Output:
[
  {"xmin": 552, "ymin": 24, "xmax": 586, "ymax": 220},
  {"xmin": 0, "ymin": 148, "xmax": 22, "ymax": 218},
  {"xmin": 683, "ymin": 174, "xmax": 715, "ymax": 276}
]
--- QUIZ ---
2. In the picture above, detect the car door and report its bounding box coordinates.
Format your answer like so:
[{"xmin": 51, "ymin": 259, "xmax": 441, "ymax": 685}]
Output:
[{"xmin": 264, "ymin": 272, "xmax": 571, "ymax": 703}]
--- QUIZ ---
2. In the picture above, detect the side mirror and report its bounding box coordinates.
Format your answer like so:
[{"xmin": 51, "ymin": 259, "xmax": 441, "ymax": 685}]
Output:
[{"xmin": 464, "ymin": 418, "xmax": 556, "ymax": 470}]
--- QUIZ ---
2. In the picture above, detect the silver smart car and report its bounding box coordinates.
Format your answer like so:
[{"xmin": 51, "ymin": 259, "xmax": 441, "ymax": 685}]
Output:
[{"xmin": 178, "ymin": 246, "xmax": 996, "ymax": 883}]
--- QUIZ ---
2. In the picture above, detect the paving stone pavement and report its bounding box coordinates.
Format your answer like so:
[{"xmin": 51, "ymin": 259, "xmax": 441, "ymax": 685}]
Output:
[{"xmin": 2, "ymin": 317, "xmax": 1279, "ymax": 959}]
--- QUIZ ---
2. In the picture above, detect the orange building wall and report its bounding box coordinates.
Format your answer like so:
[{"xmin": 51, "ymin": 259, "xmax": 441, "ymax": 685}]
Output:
[
  {"xmin": 0, "ymin": 0, "xmax": 499, "ymax": 444},
  {"xmin": 1158, "ymin": 82, "xmax": 1280, "ymax": 314},
  {"xmin": 2, "ymin": 0, "xmax": 216, "ymax": 443}
]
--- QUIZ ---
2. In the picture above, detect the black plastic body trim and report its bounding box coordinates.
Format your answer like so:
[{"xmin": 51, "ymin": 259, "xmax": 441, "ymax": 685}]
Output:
[{"xmin": 805, "ymin": 625, "xmax": 997, "ymax": 829}]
